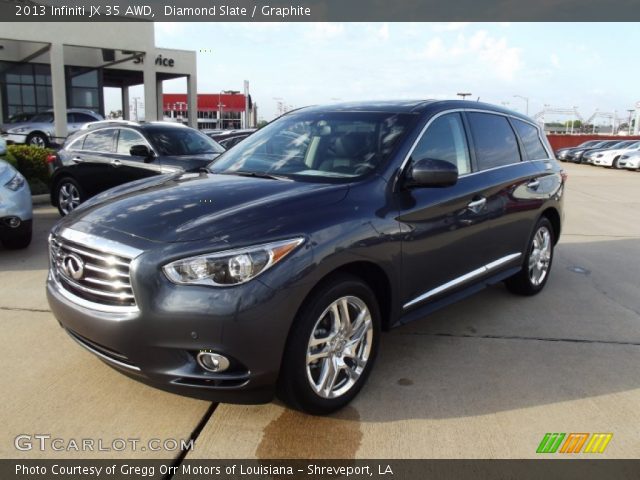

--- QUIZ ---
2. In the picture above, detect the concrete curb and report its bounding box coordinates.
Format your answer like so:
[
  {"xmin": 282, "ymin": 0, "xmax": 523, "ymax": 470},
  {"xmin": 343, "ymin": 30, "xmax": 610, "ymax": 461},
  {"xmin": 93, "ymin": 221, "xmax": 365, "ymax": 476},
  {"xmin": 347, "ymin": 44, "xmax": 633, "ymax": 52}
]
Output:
[{"xmin": 32, "ymin": 194, "xmax": 50, "ymax": 206}]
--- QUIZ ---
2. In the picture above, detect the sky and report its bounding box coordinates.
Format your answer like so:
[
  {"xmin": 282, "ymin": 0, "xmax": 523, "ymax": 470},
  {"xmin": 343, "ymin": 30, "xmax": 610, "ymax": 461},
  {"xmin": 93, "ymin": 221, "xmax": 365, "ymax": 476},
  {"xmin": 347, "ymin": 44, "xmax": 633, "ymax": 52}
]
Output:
[{"xmin": 110, "ymin": 22, "xmax": 640, "ymax": 125}]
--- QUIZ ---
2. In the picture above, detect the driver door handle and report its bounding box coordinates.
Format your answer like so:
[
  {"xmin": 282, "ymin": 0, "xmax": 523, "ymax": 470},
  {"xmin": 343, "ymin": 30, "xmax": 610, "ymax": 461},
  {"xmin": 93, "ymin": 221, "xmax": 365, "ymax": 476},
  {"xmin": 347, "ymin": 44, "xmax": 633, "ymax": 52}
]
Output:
[
  {"xmin": 467, "ymin": 197, "xmax": 486, "ymax": 213},
  {"xmin": 111, "ymin": 159, "xmax": 122, "ymax": 167},
  {"xmin": 72, "ymin": 156, "xmax": 83, "ymax": 163}
]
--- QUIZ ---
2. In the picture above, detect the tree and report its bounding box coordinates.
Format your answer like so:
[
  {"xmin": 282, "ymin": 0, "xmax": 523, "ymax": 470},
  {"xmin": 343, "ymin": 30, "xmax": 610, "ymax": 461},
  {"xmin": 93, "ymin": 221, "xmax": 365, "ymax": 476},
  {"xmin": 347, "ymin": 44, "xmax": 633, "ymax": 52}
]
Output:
[{"xmin": 563, "ymin": 120, "xmax": 582, "ymax": 129}]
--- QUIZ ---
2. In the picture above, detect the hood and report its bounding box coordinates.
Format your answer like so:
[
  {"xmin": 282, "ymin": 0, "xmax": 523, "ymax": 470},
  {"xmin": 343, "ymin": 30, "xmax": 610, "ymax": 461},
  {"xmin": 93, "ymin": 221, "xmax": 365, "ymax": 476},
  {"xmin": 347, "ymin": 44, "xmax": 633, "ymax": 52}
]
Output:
[
  {"xmin": 0, "ymin": 160, "xmax": 17, "ymax": 184},
  {"xmin": 58, "ymin": 172, "xmax": 349, "ymax": 243},
  {"xmin": 4, "ymin": 121, "xmax": 51, "ymax": 132}
]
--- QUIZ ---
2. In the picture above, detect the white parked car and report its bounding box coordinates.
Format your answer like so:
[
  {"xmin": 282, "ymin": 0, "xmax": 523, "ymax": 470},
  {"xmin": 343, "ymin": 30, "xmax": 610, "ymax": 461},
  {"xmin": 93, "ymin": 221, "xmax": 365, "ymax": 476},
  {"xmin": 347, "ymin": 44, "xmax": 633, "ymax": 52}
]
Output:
[
  {"xmin": 617, "ymin": 151, "xmax": 640, "ymax": 171},
  {"xmin": 590, "ymin": 141, "xmax": 640, "ymax": 168},
  {"xmin": 1, "ymin": 109, "xmax": 103, "ymax": 147}
]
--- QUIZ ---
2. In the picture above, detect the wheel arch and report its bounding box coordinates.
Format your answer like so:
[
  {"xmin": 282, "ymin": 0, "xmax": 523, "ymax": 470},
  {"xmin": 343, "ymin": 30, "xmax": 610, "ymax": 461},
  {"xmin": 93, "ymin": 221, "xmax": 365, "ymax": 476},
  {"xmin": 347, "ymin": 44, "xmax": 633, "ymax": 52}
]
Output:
[{"xmin": 540, "ymin": 207, "xmax": 561, "ymax": 245}]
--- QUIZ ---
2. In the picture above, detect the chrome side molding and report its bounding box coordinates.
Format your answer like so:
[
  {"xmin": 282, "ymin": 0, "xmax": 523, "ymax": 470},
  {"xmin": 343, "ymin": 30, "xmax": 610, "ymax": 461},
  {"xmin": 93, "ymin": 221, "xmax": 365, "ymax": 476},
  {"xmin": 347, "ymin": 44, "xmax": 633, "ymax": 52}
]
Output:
[{"xmin": 403, "ymin": 253, "xmax": 522, "ymax": 310}]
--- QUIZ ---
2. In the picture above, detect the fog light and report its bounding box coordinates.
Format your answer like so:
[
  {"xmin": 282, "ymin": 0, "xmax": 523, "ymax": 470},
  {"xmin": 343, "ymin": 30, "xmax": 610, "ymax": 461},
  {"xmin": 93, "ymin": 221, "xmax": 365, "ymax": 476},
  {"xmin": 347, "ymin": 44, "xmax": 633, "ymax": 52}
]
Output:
[
  {"xmin": 197, "ymin": 351, "xmax": 230, "ymax": 372},
  {"xmin": 6, "ymin": 217, "xmax": 20, "ymax": 228}
]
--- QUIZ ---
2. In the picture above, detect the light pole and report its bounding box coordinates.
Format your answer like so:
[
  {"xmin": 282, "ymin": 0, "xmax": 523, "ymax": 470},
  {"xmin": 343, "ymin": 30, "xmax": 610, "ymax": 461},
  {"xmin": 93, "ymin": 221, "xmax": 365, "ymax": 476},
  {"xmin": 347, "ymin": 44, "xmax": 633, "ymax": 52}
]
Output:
[
  {"xmin": 457, "ymin": 92, "xmax": 472, "ymax": 100},
  {"xmin": 627, "ymin": 109, "xmax": 634, "ymax": 135},
  {"xmin": 513, "ymin": 95, "xmax": 529, "ymax": 115},
  {"xmin": 217, "ymin": 91, "xmax": 226, "ymax": 130}
]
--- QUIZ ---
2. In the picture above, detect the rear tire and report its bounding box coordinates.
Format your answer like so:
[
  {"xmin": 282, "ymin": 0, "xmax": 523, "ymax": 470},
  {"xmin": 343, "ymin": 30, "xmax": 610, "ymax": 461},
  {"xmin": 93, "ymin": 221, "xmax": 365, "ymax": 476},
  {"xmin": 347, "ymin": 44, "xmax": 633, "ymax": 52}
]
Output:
[
  {"xmin": 506, "ymin": 217, "xmax": 555, "ymax": 296},
  {"xmin": 277, "ymin": 275, "xmax": 381, "ymax": 415}
]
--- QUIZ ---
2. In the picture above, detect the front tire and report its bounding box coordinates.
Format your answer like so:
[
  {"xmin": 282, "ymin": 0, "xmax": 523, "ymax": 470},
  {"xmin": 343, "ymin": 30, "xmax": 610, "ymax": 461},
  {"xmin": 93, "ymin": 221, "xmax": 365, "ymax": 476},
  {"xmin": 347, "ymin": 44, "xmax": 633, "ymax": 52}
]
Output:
[
  {"xmin": 55, "ymin": 177, "xmax": 84, "ymax": 216},
  {"xmin": 506, "ymin": 217, "xmax": 554, "ymax": 296},
  {"xmin": 26, "ymin": 132, "xmax": 48, "ymax": 148},
  {"xmin": 277, "ymin": 275, "xmax": 381, "ymax": 415}
]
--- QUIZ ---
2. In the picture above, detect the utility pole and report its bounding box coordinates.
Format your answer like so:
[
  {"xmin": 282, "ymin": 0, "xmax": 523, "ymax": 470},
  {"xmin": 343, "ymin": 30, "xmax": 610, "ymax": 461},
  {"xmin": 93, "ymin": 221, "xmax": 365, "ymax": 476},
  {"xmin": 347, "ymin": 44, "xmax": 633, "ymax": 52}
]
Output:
[
  {"xmin": 217, "ymin": 91, "xmax": 226, "ymax": 130},
  {"xmin": 131, "ymin": 97, "xmax": 141, "ymax": 121},
  {"xmin": 513, "ymin": 94, "xmax": 529, "ymax": 115},
  {"xmin": 627, "ymin": 109, "xmax": 634, "ymax": 135}
]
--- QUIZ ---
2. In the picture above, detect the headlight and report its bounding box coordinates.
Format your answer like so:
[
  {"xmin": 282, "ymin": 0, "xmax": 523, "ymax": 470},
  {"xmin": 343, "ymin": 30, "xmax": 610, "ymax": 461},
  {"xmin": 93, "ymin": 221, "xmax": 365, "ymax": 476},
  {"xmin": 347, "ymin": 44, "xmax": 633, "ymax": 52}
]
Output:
[
  {"xmin": 621, "ymin": 155, "xmax": 629, "ymax": 159},
  {"xmin": 573, "ymin": 150, "xmax": 583, "ymax": 155},
  {"xmin": 596, "ymin": 153, "xmax": 603, "ymax": 158},
  {"xmin": 4, "ymin": 172, "xmax": 25, "ymax": 191},
  {"xmin": 163, "ymin": 238, "xmax": 304, "ymax": 286}
]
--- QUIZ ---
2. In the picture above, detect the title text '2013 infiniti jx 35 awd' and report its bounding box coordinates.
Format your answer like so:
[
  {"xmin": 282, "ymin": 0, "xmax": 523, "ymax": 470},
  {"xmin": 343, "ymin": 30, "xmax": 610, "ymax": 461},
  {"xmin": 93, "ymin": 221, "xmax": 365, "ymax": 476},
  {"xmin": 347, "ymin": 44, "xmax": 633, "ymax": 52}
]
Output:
[{"xmin": 47, "ymin": 100, "xmax": 564, "ymax": 414}]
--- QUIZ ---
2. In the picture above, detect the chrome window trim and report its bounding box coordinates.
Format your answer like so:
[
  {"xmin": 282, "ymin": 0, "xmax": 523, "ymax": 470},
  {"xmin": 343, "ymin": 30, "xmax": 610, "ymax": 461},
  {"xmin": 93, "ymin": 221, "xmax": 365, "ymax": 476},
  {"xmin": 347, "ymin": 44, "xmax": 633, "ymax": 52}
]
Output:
[
  {"xmin": 396, "ymin": 108, "xmax": 553, "ymax": 183},
  {"xmin": 403, "ymin": 252, "xmax": 522, "ymax": 310},
  {"xmin": 65, "ymin": 127, "xmax": 157, "ymax": 157}
]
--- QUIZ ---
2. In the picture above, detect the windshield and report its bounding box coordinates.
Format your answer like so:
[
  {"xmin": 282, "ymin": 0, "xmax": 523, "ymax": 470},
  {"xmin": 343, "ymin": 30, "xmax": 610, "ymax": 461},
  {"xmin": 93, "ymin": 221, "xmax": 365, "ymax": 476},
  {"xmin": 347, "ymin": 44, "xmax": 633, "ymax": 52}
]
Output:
[
  {"xmin": 209, "ymin": 111, "xmax": 415, "ymax": 180},
  {"xmin": 147, "ymin": 127, "xmax": 225, "ymax": 156},
  {"xmin": 30, "ymin": 112, "xmax": 54, "ymax": 123}
]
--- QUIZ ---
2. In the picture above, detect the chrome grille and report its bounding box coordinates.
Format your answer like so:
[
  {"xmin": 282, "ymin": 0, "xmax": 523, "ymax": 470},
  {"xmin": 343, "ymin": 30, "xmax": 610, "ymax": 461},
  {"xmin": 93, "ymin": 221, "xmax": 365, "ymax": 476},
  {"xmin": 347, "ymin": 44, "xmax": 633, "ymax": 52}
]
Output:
[{"xmin": 49, "ymin": 233, "xmax": 137, "ymax": 308}]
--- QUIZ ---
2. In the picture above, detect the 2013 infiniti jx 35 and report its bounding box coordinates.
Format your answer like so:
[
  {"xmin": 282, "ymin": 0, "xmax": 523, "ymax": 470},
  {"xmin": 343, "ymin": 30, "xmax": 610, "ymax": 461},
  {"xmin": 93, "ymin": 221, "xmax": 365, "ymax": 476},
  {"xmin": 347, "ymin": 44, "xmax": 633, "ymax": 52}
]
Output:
[{"xmin": 47, "ymin": 100, "xmax": 564, "ymax": 414}]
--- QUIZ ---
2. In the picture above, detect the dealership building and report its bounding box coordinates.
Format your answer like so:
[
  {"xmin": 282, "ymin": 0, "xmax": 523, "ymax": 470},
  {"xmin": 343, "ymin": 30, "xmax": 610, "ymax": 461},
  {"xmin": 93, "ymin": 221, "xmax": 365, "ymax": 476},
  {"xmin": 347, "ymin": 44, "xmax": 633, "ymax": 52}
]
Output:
[{"xmin": 0, "ymin": 23, "xmax": 198, "ymax": 143}]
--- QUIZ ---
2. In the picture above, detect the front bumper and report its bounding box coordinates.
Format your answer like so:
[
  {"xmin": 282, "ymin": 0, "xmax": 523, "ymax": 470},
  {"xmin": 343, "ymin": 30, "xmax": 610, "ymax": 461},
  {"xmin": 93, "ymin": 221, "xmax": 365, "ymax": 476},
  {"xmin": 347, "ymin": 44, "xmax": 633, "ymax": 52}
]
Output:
[
  {"xmin": 46, "ymin": 230, "xmax": 311, "ymax": 404},
  {"xmin": 1, "ymin": 133, "xmax": 27, "ymax": 145},
  {"xmin": 619, "ymin": 159, "xmax": 640, "ymax": 169},
  {"xmin": 0, "ymin": 182, "xmax": 33, "ymax": 226}
]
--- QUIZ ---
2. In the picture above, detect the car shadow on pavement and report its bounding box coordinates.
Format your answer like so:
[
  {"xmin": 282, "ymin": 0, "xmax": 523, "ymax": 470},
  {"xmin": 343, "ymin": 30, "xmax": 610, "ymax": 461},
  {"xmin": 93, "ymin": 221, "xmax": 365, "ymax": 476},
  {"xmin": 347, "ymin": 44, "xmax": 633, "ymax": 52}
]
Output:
[
  {"xmin": 355, "ymin": 237, "xmax": 640, "ymax": 421},
  {"xmin": 0, "ymin": 206, "xmax": 58, "ymax": 271}
]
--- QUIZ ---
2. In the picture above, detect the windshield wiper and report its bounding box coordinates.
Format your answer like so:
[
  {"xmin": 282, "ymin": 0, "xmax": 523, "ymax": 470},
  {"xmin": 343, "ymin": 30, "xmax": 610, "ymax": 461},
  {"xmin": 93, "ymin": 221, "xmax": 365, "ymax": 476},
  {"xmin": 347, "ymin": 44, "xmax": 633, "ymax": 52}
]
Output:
[{"xmin": 222, "ymin": 171, "xmax": 290, "ymax": 181}]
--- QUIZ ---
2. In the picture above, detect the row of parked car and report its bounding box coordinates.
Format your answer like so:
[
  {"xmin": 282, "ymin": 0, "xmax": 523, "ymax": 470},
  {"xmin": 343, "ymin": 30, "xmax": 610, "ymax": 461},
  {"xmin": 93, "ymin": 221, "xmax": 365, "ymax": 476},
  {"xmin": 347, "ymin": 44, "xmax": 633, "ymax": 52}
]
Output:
[{"xmin": 555, "ymin": 139, "xmax": 640, "ymax": 170}]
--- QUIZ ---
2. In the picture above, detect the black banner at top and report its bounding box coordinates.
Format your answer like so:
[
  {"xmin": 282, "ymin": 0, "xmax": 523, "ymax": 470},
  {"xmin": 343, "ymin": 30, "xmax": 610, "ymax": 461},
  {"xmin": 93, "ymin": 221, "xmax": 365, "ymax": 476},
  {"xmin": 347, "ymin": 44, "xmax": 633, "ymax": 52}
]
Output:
[{"xmin": 2, "ymin": 0, "xmax": 640, "ymax": 21}]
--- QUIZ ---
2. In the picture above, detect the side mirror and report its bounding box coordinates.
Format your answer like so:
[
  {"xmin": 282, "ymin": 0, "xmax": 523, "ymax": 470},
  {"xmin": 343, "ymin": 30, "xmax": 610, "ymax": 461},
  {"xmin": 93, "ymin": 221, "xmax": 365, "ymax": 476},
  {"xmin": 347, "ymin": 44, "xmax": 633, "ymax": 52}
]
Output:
[
  {"xmin": 406, "ymin": 158, "xmax": 458, "ymax": 188},
  {"xmin": 129, "ymin": 144, "xmax": 153, "ymax": 161}
]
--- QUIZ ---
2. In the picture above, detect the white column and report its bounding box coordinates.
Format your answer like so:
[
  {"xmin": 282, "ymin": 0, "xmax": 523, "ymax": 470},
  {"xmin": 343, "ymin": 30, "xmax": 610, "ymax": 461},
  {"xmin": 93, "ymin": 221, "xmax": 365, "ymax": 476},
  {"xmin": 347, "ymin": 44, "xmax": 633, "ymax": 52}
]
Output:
[
  {"xmin": 143, "ymin": 58, "xmax": 157, "ymax": 121},
  {"xmin": 187, "ymin": 74, "xmax": 197, "ymax": 128},
  {"xmin": 156, "ymin": 78, "xmax": 163, "ymax": 121},
  {"xmin": 50, "ymin": 43, "xmax": 68, "ymax": 142},
  {"xmin": 122, "ymin": 87, "xmax": 130, "ymax": 120}
]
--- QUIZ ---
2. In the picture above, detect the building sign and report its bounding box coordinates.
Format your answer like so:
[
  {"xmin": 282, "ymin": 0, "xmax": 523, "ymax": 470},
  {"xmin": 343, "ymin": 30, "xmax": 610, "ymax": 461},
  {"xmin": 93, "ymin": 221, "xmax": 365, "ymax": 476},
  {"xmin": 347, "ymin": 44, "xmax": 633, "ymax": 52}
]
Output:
[{"xmin": 133, "ymin": 54, "xmax": 175, "ymax": 67}]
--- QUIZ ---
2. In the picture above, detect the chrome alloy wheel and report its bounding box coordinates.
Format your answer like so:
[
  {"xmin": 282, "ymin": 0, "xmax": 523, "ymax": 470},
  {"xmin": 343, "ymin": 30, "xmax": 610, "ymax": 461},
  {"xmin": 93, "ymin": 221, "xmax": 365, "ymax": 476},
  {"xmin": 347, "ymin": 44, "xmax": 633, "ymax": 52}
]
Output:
[
  {"xmin": 306, "ymin": 296, "xmax": 373, "ymax": 399},
  {"xmin": 29, "ymin": 135, "xmax": 46, "ymax": 147},
  {"xmin": 529, "ymin": 226, "xmax": 552, "ymax": 286},
  {"xmin": 58, "ymin": 183, "xmax": 80, "ymax": 215}
]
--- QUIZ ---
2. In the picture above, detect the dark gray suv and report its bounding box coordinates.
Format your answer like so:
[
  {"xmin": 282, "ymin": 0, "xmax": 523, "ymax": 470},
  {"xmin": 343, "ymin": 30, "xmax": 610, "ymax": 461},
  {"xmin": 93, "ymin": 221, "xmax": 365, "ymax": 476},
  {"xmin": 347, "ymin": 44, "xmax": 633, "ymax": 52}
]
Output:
[{"xmin": 47, "ymin": 100, "xmax": 564, "ymax": 414}]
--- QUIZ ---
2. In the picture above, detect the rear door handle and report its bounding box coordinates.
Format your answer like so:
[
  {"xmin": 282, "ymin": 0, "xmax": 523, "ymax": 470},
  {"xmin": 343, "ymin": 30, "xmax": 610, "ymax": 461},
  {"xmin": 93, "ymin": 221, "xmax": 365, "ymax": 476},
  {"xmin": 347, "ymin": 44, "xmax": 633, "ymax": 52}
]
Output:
[
  {"xmin": 111, "ymin": 159, "xmax": 122, "ymax": 167},
  {"xmin": 72, "ymin": 156, "xmax": 82, "ymax": 163},
  {"xmin": 467, "ymin": 197, "xmax": 486, "ymax": 213},
  {"xmin": 527, "ymin": 180, "xmax": 540, "ymax": 189}
]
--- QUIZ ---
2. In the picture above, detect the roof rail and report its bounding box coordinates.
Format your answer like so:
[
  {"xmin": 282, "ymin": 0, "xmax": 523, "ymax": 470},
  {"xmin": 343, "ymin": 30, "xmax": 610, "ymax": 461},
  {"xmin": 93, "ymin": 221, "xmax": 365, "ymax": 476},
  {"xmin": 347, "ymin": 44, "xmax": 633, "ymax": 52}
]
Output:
[{"xmin": 81, "ymin": 120, "xmax": 140, "ymax": 130}]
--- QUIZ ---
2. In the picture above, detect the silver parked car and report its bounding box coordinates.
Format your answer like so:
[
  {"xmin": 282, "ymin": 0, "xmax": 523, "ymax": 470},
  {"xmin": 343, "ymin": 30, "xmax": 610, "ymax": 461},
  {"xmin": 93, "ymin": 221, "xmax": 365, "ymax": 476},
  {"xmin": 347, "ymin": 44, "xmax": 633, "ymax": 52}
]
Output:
[
  {"xmin": 1, "ymin": 109, "xmax": 103, "ymax": 147},
  {"xmin": 586, "ymin": 141, "xmax": 640, "ymax": 168},
  {"xmin": 617, "ymin": 151, "xmax": 640, "ymax": 171},
  {"xmin": 0, "ymin": 160, "xmax": 32, "ymax": 249}
]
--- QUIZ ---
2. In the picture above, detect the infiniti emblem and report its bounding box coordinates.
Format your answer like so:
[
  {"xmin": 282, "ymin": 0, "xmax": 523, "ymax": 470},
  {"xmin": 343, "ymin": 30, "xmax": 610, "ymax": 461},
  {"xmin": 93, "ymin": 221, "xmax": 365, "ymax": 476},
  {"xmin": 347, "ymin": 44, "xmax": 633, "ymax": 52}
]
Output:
[{"xmin": 62, "ymin": 253, "xmax": 84, "ymax": 280}]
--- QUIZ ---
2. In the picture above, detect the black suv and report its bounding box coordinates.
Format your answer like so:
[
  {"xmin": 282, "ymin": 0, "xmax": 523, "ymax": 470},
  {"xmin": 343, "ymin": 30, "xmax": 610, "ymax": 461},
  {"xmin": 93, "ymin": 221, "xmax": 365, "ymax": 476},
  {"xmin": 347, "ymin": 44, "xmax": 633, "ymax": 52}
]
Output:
[
  {"xmin": 49, "ymin": 122, "xmax": 225, "ymax": 215},
  {"xmin": 47, "ymin": 100, "xmax": 564, "ymax": 414}
]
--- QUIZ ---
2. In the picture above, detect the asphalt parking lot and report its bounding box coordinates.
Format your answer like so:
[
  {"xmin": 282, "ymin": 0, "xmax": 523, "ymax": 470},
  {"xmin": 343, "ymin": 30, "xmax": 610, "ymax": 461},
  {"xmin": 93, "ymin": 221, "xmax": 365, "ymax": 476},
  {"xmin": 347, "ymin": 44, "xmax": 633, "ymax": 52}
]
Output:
[{"xmin": 1, "ymin": 162, "xmax": 639, "ymax": 460}]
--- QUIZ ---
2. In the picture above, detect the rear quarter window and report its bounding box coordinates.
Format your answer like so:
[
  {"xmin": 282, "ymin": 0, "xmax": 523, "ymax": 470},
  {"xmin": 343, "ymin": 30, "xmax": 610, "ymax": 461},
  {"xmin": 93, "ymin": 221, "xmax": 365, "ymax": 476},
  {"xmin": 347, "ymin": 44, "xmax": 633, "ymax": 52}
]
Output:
[
  {"xmin": 512, "ymin": 119, "xmax": 549, "ymax": 160},
  {"xmin": 467, "ymin": 112, "xmax": 521, "ymax": 170}
]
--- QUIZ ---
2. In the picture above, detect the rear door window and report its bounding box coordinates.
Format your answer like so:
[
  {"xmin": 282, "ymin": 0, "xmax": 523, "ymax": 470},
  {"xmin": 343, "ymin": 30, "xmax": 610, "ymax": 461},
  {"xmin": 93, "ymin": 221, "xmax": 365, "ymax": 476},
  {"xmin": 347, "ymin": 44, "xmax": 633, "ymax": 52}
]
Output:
[
  {"xmin": 116, "ymin": 129, "xmax": 147, "ymax": 155},
  {"xmin": 82, "ymin": 129, "xmax": 116, "ymax": 152},
  {"xmin": 512, "ymin": 119, "xmax": 549, "ymax": 160},
  {"xmin": 467, "ymin": 112, "xmax": 521, "ymax": 170}
]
